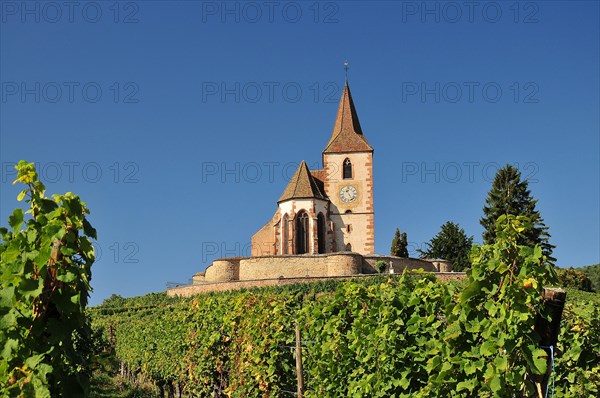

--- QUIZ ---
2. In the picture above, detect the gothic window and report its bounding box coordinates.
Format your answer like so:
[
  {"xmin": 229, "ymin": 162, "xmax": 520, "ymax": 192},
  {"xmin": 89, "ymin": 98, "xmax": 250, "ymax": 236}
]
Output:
[
  {"xmin": 282, "ymin": 214, "xmax": 289, "ymax": 254},
  {"xmin": 317, "ymin": 213, "xmax": 326, "ymax": 254},
  {"xmin": 295, "ymin": 211, "xmax": 310, "ymax": 254},
  {"xmin": 343, "ymin": 158, "xmax": 352, "ymax": 179}
]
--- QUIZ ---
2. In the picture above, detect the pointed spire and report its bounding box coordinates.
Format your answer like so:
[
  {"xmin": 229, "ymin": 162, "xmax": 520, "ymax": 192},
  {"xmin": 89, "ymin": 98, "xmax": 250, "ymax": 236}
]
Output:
[
  {"xmin": 278, "ymin": 160, "xmax": 326, "ymax": 203},
  {"xmin": 323, "ymin": 82, "xmax": 372, "ymax": 154}
]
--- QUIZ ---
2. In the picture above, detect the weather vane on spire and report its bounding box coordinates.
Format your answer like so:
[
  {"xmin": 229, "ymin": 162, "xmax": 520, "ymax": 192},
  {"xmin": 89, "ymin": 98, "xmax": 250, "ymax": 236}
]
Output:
[{"xmin": 344, "ymin": 60, "xmax": 349, "ymax": 82}]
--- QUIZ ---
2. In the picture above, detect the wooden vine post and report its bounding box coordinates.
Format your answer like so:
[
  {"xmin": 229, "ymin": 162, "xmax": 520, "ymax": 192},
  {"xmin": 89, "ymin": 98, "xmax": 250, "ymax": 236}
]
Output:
[
  {"xmin": 532, "ymin": 287, "xmax": 566, "ymax": 398},
  {"xmin": 295, "ymin": 322, "xmax": 304, "ymax": 398}
]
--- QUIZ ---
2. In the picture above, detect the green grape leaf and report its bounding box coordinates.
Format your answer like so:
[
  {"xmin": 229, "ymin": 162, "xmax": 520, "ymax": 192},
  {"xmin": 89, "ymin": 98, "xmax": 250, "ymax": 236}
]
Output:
[
  {"xmin": 17, "ymin": 189, "xmax": 28, "ymax": 201},
  {"xmin": 82, "ymin": 218, "xmax": 97, "ymax": 239},
  {"xmin": 8, "ymin": 208, "xmax": 24, "ymax": 231}
]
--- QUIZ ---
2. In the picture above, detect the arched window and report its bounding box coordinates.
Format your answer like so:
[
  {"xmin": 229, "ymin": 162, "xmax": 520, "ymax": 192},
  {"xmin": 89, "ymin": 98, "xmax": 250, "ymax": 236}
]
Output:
[
  {"xmin": 282, "ymin": 214, "xmax": 289, "ymax": 254},
  {"xmin": 343, "ymin": 158, "xmax": 352, "ymax": 179},
  {"xmin": 345, "ymin": 243, "xmax": 352, "ymax": 252},
  {"xmin": 295, "ymin": 211, "xmax": 310, "ymax": 254},
  {"xmin": 317, "ymin": 213, "xmax": 326, "ymax": 254}
]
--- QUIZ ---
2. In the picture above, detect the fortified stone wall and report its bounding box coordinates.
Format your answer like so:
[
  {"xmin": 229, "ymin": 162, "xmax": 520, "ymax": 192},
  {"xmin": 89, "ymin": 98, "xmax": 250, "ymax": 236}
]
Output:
[
  {"xmin": 430, "ymin": 259, "xmax": 452, "ymax": 272},
  {"xmin": 325, "ymin": 252, "xmax": 363, "ymax": 276},
  {"xmin": 238, "ymin": 252, "xmax": 363, "ymax": 280},
  {"xmin": 362, "ymin": 255, "xmax": 439, "ymax": 274},
  {"xmin": 240, "ymin": 255, "xmax": 328, "ymax": 280},
  {"xmin": 192, "ymin": 272, "xmax": 205, "ymax": 284},
  {"xmin": 204, "ymin": 258, "xmax": 241, "ymax": 282},
  {"xmin": 168, "ymin": 272, "xmax": 466, "ymax": 297},
  {"xmin": 194, "ymin": 252, "xmax": 451, "ymax": 285}
]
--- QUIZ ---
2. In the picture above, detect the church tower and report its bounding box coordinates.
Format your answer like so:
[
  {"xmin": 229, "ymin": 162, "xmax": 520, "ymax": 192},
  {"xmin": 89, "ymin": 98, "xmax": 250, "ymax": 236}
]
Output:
[
  {"xmin": 322, "ymin": 81, "xmax": 374, "ymax": 254},
  {"xmin": 250, "ymin": 78, "xmax": 374, "ymax": 257}
]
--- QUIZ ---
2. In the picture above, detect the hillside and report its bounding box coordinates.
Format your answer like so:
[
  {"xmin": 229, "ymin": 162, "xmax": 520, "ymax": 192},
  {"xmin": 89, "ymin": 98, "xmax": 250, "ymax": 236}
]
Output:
[{"xmin": 88, "ymin": 273, "xmax": 599, "ymax": 397}]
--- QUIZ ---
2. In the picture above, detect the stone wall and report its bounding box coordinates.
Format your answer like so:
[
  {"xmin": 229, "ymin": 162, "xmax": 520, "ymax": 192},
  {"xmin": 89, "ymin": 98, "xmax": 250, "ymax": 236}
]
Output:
[
  {"xmin": 192, "ymin": 272, "xmax": 206, "ymax": 284},
  {"xmin": 193, "ymin": 252, "xmax": 451, "ymax": 286},
  {"xmin": 238, "ymin": 252, "xmax": 363, "ymax": 280},
  {"xmin": 326, "ymin": 252, "xmax": 364, "ymax": 276},
  {"xmin": 240, "ymin": 255, "xmax": 327, "ymax": 280},
  {"xmin": 192, "ymin": 252, "xmax": 452, "ymax": 290},
  {"xmin": 168, "ymin": 272, "xmax": 466, "ymax": 297},
  {"xmin": 362, "ymin": 255, "xmax": 439, "ymax": 274},
  {"xmin": 204, "ymin": 259, "xmax": 241, "ymax": 282},
  {"xmin": 429, "ymin": 259, "xmax": 452, "ymax": 272}
]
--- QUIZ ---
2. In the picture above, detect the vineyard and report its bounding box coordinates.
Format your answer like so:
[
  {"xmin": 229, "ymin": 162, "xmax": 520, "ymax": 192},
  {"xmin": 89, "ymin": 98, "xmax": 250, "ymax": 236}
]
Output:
[
  {"xmin": 89, "ymin": 244, "xmax": 600, "ymax": 397},
  {"xmin": 3, "ymin": 163, "xmax": 599, "ymax": 397}
]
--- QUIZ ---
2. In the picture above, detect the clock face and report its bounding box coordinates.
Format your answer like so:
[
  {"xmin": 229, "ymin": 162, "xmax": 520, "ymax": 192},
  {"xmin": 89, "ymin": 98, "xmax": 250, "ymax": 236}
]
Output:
[{"xmin": 339, "ymin": 185, "xmax": 358, "ymax": 203}]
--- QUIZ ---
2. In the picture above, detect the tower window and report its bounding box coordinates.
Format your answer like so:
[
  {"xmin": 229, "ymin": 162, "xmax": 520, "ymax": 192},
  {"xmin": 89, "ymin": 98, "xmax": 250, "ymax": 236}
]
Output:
[
  {"xmin": 343, "ymin": 158, "xmax": 352, "ymax": 179},
  {"xmin": 347, "ymin": 225, "xmax": 352, "ymax": 233}
]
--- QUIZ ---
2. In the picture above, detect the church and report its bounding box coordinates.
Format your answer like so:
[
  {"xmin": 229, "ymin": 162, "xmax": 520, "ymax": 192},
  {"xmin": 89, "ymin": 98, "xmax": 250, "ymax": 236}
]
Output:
[
  {"xmin": 250, "ymin": 80, "xmax": 374, "ymax": 256},
  {"xmin": 167, "ymin": 78, "xmax": 454, "ymax": 297}
]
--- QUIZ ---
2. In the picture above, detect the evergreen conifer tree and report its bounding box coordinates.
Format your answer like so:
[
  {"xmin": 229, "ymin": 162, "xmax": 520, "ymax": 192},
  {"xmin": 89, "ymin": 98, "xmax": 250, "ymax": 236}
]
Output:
[
  {"xmin": 418, "ymin": 221, "xmax": 473, "ymax": 271},
  {"xmin": 391, "ymin": 228, "xmax": 409, "ymax": 258},
  {"xmin": 480, "ymin": 164, "xmax": 555, "ymax": 263},
  {"xmin": 399, "ymin": 232, "xmax": 409, "ymax": 258}
]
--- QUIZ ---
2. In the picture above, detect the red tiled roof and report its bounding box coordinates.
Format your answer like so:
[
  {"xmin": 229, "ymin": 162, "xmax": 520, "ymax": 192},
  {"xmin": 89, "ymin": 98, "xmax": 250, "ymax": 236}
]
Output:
[
  {"xmin": 278, "ymin": 161, "xmax": 326, "ymax": 203},
  {"xmin": 310, "ymin": 170, "xmax": 326, "ymax": 198},
  {"xmin": 323, "ymin": 82, "xmax": 373, "ymax": 154}
]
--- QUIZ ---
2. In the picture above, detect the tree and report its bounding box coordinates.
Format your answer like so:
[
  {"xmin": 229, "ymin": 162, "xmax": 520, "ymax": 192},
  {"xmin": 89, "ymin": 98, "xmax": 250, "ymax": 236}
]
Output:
[
  {"xmin": 391, "ymin": 228, "xmax": 400, "ymax": 255},
  {"xmin": 399, "ymin": 232, "xmax": 408, "ymax": 258},
  {"xmin": 390, "ymin": 228, "xmax": 409, "ymax": 258},
  {"xmin": 102, "ymin": 293, "xmax": 127, "ymax": 307},
  {"xmin": 556, "ymin": 267, "xmax": 593, "ymax": 292},
  {"xmin": 580, "ymin": 263, "xmax": 600, "ymax": 292},
  {"xmin": 480, "ymin": 164, "xmax": 555, "ymax": 263},
  {"xmin": 0, "ymin": 161, "xmax": 96, "ymax": 397},
  {"xmin": 417, "ymin": 221, "xmax": 473, "ymax": 271}
]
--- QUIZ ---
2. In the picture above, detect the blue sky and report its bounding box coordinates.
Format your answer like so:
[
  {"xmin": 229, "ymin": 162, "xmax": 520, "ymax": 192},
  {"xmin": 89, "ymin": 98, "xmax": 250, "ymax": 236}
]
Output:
[{"xmin": 1, "ymin": 0, "xmax": 598, "ymax": 306}]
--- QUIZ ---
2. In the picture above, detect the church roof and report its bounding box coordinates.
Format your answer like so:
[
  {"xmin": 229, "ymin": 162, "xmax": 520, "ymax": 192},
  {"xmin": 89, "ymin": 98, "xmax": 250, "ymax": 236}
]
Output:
[
  {"xmin": 310, "ymin": 170, "xmax": 326, "ymax": 196},
  {"xmin": 278, "ymin": 161, "xmax": 326, "ymax": 203},
  {"xmin": 323, "ymin": 82, "xmax": 373, "ymax": 154}
]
